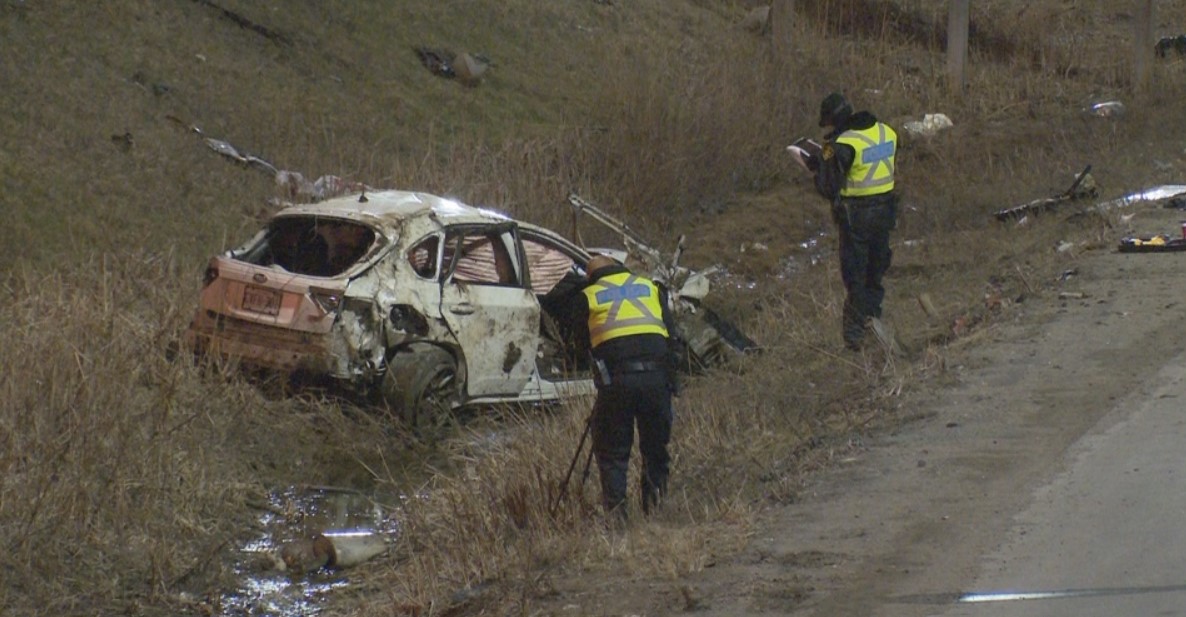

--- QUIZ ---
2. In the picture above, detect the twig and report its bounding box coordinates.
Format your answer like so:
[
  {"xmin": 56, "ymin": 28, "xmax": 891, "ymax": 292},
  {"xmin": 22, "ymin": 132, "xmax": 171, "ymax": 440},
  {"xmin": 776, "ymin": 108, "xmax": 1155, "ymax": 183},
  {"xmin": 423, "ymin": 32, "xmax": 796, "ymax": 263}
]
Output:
[{"xmin": 1014, "ymin": 265, "xmax": 1036, "ymax": 295}]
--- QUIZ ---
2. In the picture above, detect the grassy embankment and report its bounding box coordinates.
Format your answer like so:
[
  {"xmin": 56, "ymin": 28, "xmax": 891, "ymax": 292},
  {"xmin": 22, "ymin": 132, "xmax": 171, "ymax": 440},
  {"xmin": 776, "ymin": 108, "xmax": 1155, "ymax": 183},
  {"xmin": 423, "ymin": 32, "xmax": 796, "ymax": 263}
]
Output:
[{"xmin": 3, "ymin": 1, "xmax": 1185, "ymax": 614}]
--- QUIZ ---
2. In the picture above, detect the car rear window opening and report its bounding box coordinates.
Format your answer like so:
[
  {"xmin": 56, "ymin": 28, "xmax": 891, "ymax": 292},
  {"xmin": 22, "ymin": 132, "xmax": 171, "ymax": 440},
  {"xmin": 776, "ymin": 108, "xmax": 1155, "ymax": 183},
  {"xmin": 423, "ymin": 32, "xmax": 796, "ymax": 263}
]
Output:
[{"xmin": 258, "ymin": 217, "xmax": 377, "ymax": 277}]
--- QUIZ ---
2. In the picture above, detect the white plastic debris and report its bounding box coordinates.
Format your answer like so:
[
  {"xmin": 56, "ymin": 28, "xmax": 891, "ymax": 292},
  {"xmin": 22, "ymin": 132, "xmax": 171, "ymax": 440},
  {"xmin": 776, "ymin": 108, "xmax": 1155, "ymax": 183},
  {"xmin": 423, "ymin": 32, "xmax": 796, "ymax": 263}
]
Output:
[
  {"xmin": 901, "ymin": 113, "xmax": 953, "ymax": 137},
  {"xmin": 276, "ymin": 170, "xmax": 371, "ymax": 203},
  {"xmin": 1084, "ymin": 100, "xmax": 1125, "ymax": 117}
]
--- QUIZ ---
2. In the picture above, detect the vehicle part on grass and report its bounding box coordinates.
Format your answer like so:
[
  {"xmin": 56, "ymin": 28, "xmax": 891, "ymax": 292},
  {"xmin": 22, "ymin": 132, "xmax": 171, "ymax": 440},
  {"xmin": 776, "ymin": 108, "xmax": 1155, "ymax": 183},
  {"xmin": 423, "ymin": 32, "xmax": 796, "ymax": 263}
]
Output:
[
  {"xmin": 414, "ymin": 46, "xmax": 456, "ymax": 78},
  {"xmin": 901, "ymin": 113, "xmax": 953, "ymax": 138},
  {"xmin": 1117, "ymin": 234, "xmax": 1186, "ymax": 253},
  {"xmin": 167, "ymin": 114, "xmax": 371, "ymax": 203},
  {"xmin": 868, "ymin": 317, "xmax": 905, "ymax": 358},
  {"xmin": 1156, "ymin": 35, "xmax": 1186, "ymax": 58},
  {"xmin": 185, "ymin": 189, "xmax": 757, "ymax": 422},
  {"xmin": 452, "ymin": 53, "xmax": 490, "ymax": 86},
  {"xmin": 1092, "ymin": 185, "xmax": 1186, "ymax": 212},
  {"xmin": 994, "ymin": 165, "xmax": 1096, "ymax": 222},
  {"xmin": 273, "ymin": 531, "xmax": 388, "ymax": 573},
  {"xmin": 917, "ymin": 293, "xmax": 940, "ymax": 319},
  {"xmin": 1083, "ymin": 100, "xmax": 1125, "ymax": 118}
]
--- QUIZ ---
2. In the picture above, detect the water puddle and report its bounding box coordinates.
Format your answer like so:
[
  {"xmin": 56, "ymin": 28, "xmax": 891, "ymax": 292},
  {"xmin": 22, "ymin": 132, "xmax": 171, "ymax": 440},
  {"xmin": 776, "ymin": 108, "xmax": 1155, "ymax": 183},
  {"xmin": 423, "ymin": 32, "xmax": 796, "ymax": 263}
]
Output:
[{"xmin": 220, "ymin": 486, "xmax": 405, "ymax": 616}]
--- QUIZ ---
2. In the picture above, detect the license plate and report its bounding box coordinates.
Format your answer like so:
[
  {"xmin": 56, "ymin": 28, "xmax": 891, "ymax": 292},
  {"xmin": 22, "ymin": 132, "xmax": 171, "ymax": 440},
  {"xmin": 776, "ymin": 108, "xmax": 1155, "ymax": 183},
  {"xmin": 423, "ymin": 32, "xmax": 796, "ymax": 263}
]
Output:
[{"xmin": 242, "ymin": 285, "xmax": 282, "ymax": 316}]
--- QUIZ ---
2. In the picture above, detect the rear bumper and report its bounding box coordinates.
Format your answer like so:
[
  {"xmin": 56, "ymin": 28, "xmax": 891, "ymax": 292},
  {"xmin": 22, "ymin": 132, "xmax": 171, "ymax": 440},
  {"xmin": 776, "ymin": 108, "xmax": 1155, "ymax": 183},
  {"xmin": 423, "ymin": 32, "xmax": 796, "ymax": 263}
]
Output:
[{"xmin": 185, "ymin": 311, "xmax": 335, "ymax": 375}]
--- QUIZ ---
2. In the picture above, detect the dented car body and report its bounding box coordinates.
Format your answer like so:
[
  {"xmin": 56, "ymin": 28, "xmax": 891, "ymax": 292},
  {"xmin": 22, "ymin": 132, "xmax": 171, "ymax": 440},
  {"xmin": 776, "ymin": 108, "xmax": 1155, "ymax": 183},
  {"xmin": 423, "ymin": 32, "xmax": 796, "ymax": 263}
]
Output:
[{"xmin": 186, "ymin": 189, "xmax": 751, "ymax": 424}]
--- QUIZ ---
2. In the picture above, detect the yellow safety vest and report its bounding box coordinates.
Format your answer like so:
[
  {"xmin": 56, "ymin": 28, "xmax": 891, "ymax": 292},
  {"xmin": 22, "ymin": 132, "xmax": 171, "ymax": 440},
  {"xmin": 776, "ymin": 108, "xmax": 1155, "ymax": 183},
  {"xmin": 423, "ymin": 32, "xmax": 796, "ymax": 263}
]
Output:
[
  {"xmin": 836, "ymin": 122, "xmax": 897, "ymax": 197},
  {"xmin": 583, "ymin": 272, "xmax": 669, "ymax": 348}
]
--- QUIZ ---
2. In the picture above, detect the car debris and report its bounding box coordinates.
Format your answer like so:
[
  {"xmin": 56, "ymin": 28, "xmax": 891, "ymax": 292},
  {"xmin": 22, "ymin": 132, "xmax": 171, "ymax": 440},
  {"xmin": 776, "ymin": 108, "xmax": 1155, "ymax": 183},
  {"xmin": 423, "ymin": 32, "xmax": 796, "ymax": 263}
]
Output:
[
  {"xmin": 993, "ymin": 165, "xmax": 1097, "ymax": 222},
  {"xmin": 272, "ymin": 530, "xmax": 388, "ymax": 573},
  {"xmin": 900, "ymin": 113, "xmax": 953, "ymax": 138},
  {"xmin": 1091, "ymin": 185, "xmax": 1186, "ymax": 213},
  {"xmin": 414, "ymin": 47, "xmax": 491, "ymax": 85},
  {"xmin": 1156, "ymin": 35, "xmax": 1186, "ymax": 58},
  {"xmin": 1083, "ymin": 100, "xmax": 1125, "ymax": 118},
  {"xmin": 1118, "ymin": 234, "xmax": 1186, "ymax": 253},
  {"xmin": 168, "ymin": 115, "xmax": 372, "ymax": 203},
  {"xmin": 185, "ymin": 189, "xmax": 756, "ymax": 426}
]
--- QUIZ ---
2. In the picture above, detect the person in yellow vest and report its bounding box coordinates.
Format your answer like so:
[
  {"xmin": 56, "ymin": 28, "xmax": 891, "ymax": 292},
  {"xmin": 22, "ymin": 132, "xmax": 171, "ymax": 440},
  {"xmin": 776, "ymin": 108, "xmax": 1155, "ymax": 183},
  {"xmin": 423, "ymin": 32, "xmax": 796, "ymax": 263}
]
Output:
[
  {"xmin": 574, "ymin": 253, "xmax": 679, "ymax": 519},
  {"xmin": 813, "ymin": 92, "xmax": 899, "ymax": 351}
]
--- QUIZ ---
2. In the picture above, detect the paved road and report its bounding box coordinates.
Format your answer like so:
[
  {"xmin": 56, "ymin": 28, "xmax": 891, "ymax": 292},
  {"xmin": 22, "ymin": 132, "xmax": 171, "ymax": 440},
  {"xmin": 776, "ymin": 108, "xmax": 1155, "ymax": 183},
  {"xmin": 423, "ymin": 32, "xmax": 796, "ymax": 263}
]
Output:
[{"xmin": 929, "ymin": 355, "xmax": 1186, "ymax": 617}]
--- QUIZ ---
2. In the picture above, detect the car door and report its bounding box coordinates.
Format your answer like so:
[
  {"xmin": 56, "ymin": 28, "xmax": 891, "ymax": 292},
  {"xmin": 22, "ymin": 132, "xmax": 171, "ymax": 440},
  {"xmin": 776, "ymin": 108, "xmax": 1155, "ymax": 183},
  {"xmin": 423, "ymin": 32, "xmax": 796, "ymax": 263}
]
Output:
[{"xmin": 439, "ymin": 222, "xmax": 541, "ymax": 397}]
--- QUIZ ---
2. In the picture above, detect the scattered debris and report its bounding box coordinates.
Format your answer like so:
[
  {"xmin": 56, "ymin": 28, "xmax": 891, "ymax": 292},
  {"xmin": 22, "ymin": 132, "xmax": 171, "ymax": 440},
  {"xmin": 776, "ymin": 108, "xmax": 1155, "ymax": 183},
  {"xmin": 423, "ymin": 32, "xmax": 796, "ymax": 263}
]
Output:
[
  {"xmin": 276, "ymin": 170, "xmax": 371, "ymax": 203},
  {"xmin": 1058, "ymin": 291, "xmax": 1087, "ymax": 300},
  {"xmin": 1084, "ymin": 100, "xmax": 1125, "ymax": 118},
  {"xmin": 453, "ymin": 52, "xmax": 490, "ymax": 86},
  {"xmin": 415, "ymin": 46, "xmax": 456, "ymax": 78},
  {"xmin": 273, "ymin": 531, "xmax": 388, "ymax": 573},
  {"xmin": 901, "ymin": 113, "xmax": 953, "ymax": 138},
  {"xmin": 414, "ymin": 47, "xmax": 492, "ymax": 85},
  {"xmin": 1118, "ymin": 234, "xmax": 1186, "ymax": 253},
  {"xmin": 167, "ymin": 114, "xmax": 371, "ymax": 203},
  {"xmin": 1092, "ymin": 185, "xmax": 1186, "ymax": 212},
  {"xmin": 994, "ymin": 165, "xmax": 1096, "ymax": 222},
  {"xmin": 917, "ymin": 292, "xmax": 940, "ymax": 319},
  {"xmin": 203, "ymin": 136, "xmax": 279, "ymax": 176},
  {"xmin": 869, "ymin": 317, "xmax": 905, "ymax": 358},
  {"xmin": 1156, "ymin": 35, "xmax": 1186, "ymax": 58}
]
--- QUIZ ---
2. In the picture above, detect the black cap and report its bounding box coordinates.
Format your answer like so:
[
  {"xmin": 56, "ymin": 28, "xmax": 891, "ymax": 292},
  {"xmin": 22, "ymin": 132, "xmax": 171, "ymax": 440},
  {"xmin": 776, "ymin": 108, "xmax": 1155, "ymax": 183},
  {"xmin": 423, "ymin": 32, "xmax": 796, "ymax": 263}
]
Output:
[{"xmin": 818, "ymin": 92, "xmax": 852, "ymax": 127}]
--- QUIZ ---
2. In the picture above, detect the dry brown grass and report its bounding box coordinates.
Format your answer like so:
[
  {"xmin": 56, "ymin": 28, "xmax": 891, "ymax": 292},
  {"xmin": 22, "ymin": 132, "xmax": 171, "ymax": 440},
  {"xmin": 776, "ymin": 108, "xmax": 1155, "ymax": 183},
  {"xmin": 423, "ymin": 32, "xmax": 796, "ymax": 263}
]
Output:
[{"xmin": 5, "ymin": 0, "xmax": 1186, "ymax": 615}]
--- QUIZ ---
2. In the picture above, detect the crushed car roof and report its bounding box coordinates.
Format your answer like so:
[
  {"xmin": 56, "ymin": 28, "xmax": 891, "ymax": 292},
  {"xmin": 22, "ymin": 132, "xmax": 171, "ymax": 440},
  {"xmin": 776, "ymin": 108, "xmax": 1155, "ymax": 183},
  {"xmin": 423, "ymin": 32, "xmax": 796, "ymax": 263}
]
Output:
[{"xmin": 275, "ymin": 189, "xmax": 511, "ymax": 230}]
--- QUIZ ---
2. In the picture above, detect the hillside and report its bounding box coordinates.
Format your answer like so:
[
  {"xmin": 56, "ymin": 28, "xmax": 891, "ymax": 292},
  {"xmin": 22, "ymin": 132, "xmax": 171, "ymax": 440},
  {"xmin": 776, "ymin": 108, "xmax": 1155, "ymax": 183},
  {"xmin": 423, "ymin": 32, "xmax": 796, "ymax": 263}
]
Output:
[{"xmin": 4, "ymin": 1, "xmax": 1186, "ymax": 616}]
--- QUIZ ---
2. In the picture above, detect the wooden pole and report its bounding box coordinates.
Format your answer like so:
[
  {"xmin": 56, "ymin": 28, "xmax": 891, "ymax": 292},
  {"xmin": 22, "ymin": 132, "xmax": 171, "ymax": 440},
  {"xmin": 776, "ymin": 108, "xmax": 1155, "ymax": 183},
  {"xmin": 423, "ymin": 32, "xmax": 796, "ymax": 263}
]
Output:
[
  {"xmin": 947, "ymin": 0, "xmax": 969, "ymax": 97},
  {"xmin": 1132, "ymin": 0, "xmax": 1154, "ymax": 94}
]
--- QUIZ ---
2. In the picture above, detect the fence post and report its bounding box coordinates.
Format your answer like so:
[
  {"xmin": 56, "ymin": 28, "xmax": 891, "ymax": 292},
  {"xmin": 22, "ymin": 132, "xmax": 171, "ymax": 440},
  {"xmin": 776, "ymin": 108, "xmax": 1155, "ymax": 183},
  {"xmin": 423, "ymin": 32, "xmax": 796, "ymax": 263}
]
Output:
[{"xmin": 947, "ymin": 0, "xmax": 969, "ymax": 97}]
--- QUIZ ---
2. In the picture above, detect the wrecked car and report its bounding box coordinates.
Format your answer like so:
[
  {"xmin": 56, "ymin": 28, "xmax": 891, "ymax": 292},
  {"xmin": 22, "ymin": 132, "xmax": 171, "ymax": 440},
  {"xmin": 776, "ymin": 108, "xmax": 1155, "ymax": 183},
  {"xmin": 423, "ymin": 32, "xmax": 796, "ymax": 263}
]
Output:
[{"xmin": 185, "ymin": 189, "xmax": 753, "ymax": 425}]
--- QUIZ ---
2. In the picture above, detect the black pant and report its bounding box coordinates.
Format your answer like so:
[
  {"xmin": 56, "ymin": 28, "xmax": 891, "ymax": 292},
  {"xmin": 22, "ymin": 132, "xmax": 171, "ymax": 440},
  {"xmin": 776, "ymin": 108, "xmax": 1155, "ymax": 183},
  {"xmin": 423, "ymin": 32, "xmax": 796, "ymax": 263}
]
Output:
[
  {"xmin": 835, "ymin": 194, "xmax": 897, "ymax": 347},
  {"xmin": 591, "ymin": 370, "xmax": 672, "ymax": 517}
]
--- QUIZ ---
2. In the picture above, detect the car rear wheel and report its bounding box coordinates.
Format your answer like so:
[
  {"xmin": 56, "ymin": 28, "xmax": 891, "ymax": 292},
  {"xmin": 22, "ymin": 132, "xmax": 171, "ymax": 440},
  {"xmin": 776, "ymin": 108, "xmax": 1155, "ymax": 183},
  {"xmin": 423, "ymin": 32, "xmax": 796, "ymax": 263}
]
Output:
[{"xmin": 382, "ymin": 347, "xmax": 460, "ymax": 430}]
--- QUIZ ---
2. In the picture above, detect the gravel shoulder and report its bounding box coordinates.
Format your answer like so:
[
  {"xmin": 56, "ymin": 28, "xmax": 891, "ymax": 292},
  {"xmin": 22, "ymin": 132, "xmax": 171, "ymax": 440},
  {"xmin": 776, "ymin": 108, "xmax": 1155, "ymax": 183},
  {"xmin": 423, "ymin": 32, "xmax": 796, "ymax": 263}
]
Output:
[{"xmin": 685, "ymin": 202, "xmax": 1186, "ymax": 617}]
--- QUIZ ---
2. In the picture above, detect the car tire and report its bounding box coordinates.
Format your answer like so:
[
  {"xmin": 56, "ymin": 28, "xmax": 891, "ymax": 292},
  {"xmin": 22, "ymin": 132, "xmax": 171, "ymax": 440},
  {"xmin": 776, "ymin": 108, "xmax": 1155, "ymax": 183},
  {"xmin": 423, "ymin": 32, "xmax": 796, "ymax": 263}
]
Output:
[{"xmin": 382, "ymin": 347, "xmax": 460, "ymax": 429}]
